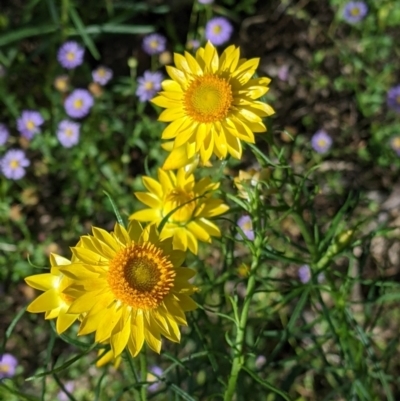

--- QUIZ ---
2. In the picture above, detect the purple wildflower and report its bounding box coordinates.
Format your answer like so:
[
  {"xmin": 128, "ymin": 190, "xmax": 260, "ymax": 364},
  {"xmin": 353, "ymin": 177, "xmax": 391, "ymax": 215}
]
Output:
[
  {"xmin": 92, "ymin": 66, "xmax": 113, "ymax": 86},
  {"xmin": 16, "ymin": 110, "xmax": 44, "ymax": 140},
  {"xmin": 0, "ymin": 354, "xmax": 18, "ymax": 379},
  {"xmin": 343, "ymin": 1, "xmax": 368, "ymax": 24},
  {"xmin": 64, "ymin": 89, "xmax": 94, "ymax": 119},
  {"xmin": 186, "ymin": 39, "xmax": 200, "ymax": 50},
  {"xmin": 387, "ymin": 85, "xmax": 400, "ymax": 113},
  {"xmin": 311, "ymin": 130, "xmax": 332, "ymax": 154},
  {"xmin": 57, "ymin": 120, "xmax": 80, "ymax": 148},
  {"xmin": 147, "ymin": 366, "xmax": 163, "ymax": 392},
  {"xmin": 57, "ymin": 381, "xmax": 75, "ymax": 401},
  {"xmin": 298, "ymin": 265, "xmax": 311, "ymax": 284},
  {"xmin": 298, "ymin": 265, "xmax": 324, "ymax": 284},
  {"xmin": 236, "ymin": 215, "xmax": 255, "ymax": 241},
  {"xmin": 136, "ymin": 71, "xmax": 163, "ymax": 102},
  {"xmin": 277, "ymin": 65, "xmax": 290, "ymax": 81},
  {"xmin": 142, "ymin": 34, "xmax": 167, "ymax": 55},
  {"xmin": 205, "ymin": 17, "xmax": 233, "ymax": 46},
  {"xmin": 1, "ymin": 149, "xmax": 30, "ymax": 180},
  {"xmin": 0, "ymin": 123, "xmax": 9, "ymax": 146},
  {"xmin": 198, "ymin": 0, "xmax": 214, "ymax": 4},
  {"xmin": 57, "ymin": 41, "xmax": 85, "ymax": 69}
]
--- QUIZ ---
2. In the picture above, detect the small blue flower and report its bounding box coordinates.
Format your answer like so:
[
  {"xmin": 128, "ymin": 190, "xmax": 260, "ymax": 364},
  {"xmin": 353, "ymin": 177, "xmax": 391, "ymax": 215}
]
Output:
[{"xmin": 343, "ymin": 1, "xmax": 368, "ymax": 24}]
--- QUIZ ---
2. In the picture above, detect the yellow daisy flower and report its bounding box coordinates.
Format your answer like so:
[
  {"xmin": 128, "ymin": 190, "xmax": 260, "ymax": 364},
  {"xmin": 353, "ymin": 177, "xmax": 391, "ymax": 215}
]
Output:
[
  {"xmin": 151, "ymin": 41, "xmax": 275, "ymax": 169},
  {"xmin": 59, "ymin": 221, "xmax": 198, "ymax": 358},
  {"xmin": 130, "ymin": 167, "xmax": 229, "ymax": 254},
  {"xmin": 25, "ymin": 253, "xmax": 80, "ymax": 334}
]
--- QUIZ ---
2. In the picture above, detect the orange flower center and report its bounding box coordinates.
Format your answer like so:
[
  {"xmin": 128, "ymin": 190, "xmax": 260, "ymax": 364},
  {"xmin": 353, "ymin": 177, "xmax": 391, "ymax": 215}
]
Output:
[
  {"xmin": 107, "ymin": 242, "xmax": 175, "ymax": 310},
  {"xmin": 163, "ymin": 188, "xmax": 196, "ymax": 224},
  {"xmin": 184, "ymin": 74, "xmax": 233, "ymax": 123}
]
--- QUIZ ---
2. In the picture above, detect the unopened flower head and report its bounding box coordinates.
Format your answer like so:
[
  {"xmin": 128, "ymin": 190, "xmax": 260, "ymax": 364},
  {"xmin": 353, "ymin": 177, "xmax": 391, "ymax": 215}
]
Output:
[
  {"xmin": 152, "ymin": 42, "xmax": 274, "ymax": 169},
  {"xmin": 236, "ymin": 215, "xmax": 254, "ymax": 241},
  {"xmin": 1, "ymin": 149, "xmax": 30, "ymax": 180},
  {"xmin": 390, "ymin": 136, "xmax": 400, "ymax": 156},
  {"xmin": 205, "ymin": 17, "xmax": 233, "ymax": 46},
  {"xmin": 64, "ymin": 89, "xmax": 94, "ymax": 119},
  {"xmin": 92, "ymin": 66, "xmax": 113, "ymax": 86},
  {"xmin": 0, "ymin": 354, "xmax": 18, "ymax": 379},
  {"xmin": 58, "ymin": 221, "xmax": 198, "ymax": 358},
  {"xmin": 136, "ymin": 71, "xmax": 163, "ymax": 102},
  {"xmin": 17, "ymin": 110, "xmax": 44, "ymax": 139},
  {"xmin": 57, "ymin": 120, "xmax": 80, "ymax": 148},
  {"xmin": 54, "ymin": 75, "xmax": 70, "ymax": 93},
  {"xmin": 130, "ymin": 168, "xmax": 229, "ymax": 254},
  {"xmin": 57, "ymin": 41, "xmax": 85, "ymax": 69},
  {"xmin": 0, "ymin": 123, "xmax": 9, "ymax": 146},
  {"xmin": 311, "ymin": 130, "xmax": 332, "ymax": 154},
  {"xmin": 234, "ymin": 168, "xmax": 271, "ymax": 200},
  {"xmin": 25, "ymin": 253, "xmax": 81, "ymax": 334},
  {"xmin": 343, "ymin": 1, "xmax": 368, "ymax": 23},
  {"xmin": 142, "ymin": 33, "xmax": 167, "ymax": 55},
  {"xmin": 387, "ymin": 85, "xmax": 400, "ymax": 113}
]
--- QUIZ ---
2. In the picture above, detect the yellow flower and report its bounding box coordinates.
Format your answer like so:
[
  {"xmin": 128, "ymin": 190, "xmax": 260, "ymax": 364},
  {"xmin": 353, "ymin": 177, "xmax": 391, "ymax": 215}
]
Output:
[
  {"xmin": 25, "ymin": 253, "xmax": 80, "ymax": 334},
  {"xmin": 59, "ymin": 221, "xmax": 198, "ymax": 358},
  {"xmin": 151, "ymin": 41, "xmax": 274, "ymax": 169},
  {"xmin": 130, "ymin": 168, "xmax": 229, "ymax": 254},
  {"xmin": 234, "ymin": 168, "xmax": 271, "ymax": 200}
]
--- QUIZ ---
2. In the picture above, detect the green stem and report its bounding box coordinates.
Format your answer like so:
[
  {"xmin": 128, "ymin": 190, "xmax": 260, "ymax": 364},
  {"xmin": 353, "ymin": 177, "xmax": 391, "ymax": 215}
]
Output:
[
  {"xmin": 291, "ymin": 211, "xmax": 317, "ymax": 261},
  {"xmin": 140, "ymin": 351, "xmax": 147, "ymax": 401},
  {"xmin": 223, "ymin": 248, "xmax": 261, "ymax": 401}
]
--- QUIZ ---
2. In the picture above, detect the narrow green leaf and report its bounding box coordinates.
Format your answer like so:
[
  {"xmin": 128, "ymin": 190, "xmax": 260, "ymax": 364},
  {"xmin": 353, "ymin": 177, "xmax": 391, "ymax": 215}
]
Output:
[
  {"xmin": 69, "ymin": 7, "xmax": 100, "ymax": 60},
  {"xmin": 0, "ymin": 25, "xmax": 58, "ymax": 47},
  {"xmin": 103, "ymin": 191, "xmax": 124, "ymax": 227}
]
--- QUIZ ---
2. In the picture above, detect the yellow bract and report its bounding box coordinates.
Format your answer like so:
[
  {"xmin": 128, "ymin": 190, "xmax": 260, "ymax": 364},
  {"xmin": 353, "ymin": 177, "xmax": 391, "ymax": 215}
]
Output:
[
  {"xmin": 59, "ymin": 221, "xmax": 198, "ymax": 358},
  {"xmin": 24, "ymin": 253, "xmax": 80, "ymax": 334},
  {"xmin": 130, "ymin": 167, "xmax": 229, "ymax": 254},
  {"xmin": 151, "ymin": 41, "xmax": 274, "ymax": 169}
]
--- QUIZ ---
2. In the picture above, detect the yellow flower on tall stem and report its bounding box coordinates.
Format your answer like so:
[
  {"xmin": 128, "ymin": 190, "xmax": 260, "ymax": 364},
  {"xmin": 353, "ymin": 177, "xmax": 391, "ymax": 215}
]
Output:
[
  {"xmin": 130, "ymin": 167, "xmax": 229, "ymax": 254},
  {"xmin": 59, "ymin": 221, "xmax": 198, "ymax": 358},
  {"xmin": 151, "ymin": 41, "xmax": 274, "ymax": 169},
  {"xmin": 25, "ymin": 253, "xmax": 81, "ymax": 334}
]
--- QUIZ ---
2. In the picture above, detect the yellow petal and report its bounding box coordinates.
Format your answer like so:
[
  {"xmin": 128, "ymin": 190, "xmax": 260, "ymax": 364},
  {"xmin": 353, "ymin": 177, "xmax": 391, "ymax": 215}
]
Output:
[
  {"xmin": 144, "ymin": 317, "xmax": 162, "ymax": 353},
  {"xmin": 127, "ymin": 311, "xmax": 145, "ymax": 357},
  {"xmin": 158, "ymin": 107, "xmax": 185, "ymax": 122},
  {"xmin": 111, "ymin": 309, "xmax": 131, "ymax": 357},
  {"xmin": 27, "ymin": 289, "xmax": 61, "ymax": 313},
  {"xmin": 187, "ymin": 221, "xmax": 211, "ymax": 242},
  {"xmin": 131, "ymin": 208, "xmax": 160, "ymax": 222},
  {"xmin": 25, "ymin": 273, "xmax": 57, "ymax": 292},
  {"xmin": 172, "ymin": 228, "xmax": 188, "ymax": 251},
  {"xmin": 134, "ymin": 192, "xmax": 161, "ymax": 209},
  {"xmin": 50, "ymin": 253, "xmax": 72, "ymax": 267},
  {"xmin": 140, "ymin": 176, "xmax": 162, "ymax": 198},
  {"xmin": 56, "ymin": 310, "xmax": 79, "ymax": 334},
  {"xmin": 163, "ymin": 146, "xmax": 189, "ymax": 170},
  {"xmin": 184, "ymin": 51, "xmax": 203, "ymax": 75},
  {"xmin": 166, "ymin": 66, "xmax": 188, "ymax": 89},
  {"xmin": 151, "ymin": 95, "xmax": 180, "ymax": 109},
  {"xmin": 127, "ymin": 220, "xmax": 144, "ymax": 243},
  {"xmin": 95, "ymin": 306, "xmax": 123, "ymax": 343},
  {"xmin": 161, "ymin": 79, "xmax": 182, "ymax": 92}
]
